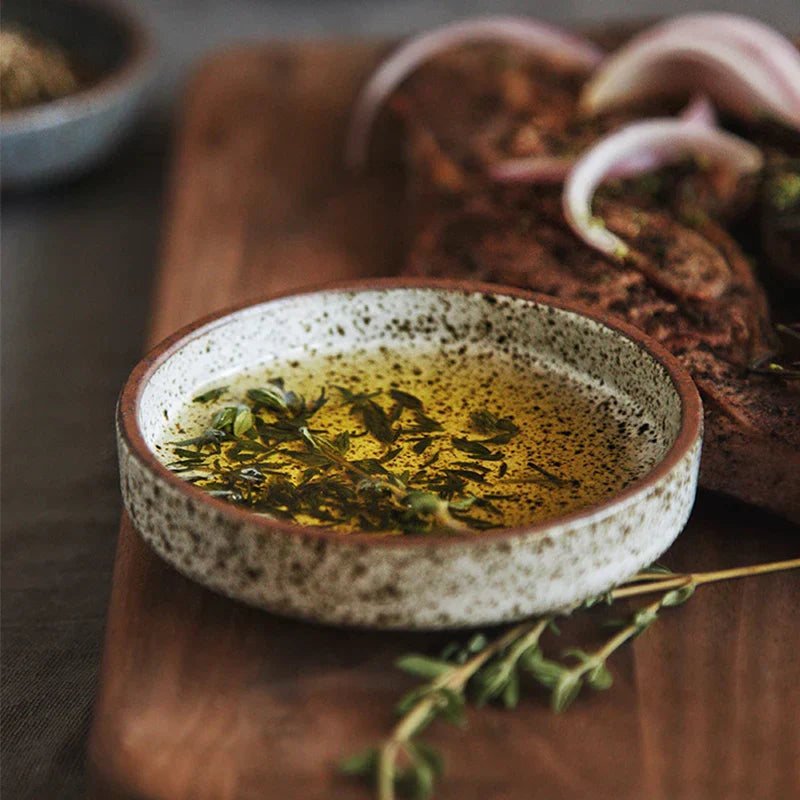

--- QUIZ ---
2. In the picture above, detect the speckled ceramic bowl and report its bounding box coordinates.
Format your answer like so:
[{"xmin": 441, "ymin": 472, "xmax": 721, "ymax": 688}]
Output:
[{"xmin": 117, "ymin": 280, "xmax": 702, "ymax": 629}]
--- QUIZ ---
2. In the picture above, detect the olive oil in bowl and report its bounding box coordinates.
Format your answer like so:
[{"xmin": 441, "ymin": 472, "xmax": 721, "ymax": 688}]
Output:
[{"xmin": 156, "ymin": 344, "xmax": 656, "ymax": 535}]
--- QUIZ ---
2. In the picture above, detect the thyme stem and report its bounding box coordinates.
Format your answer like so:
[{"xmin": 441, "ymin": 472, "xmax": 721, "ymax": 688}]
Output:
[
  {"xmin": 610, "ymin": 557, "xmax": 800, "ymax": 600},
  {"xmin": 300, "ymin": 426, "xmax": 476, "ymax": 534},
  {"xmin": 377, "ymin": 619, "xmax": 550, "ymax": 800}
]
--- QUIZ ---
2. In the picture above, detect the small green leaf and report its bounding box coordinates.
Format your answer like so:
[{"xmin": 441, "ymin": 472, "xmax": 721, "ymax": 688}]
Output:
[
  {"xmin": 472, "ymin": 663, "xmax": 509, "ymax": 706},
  {"xmin": 405, "ymin": 491, "xmax": 443, "ymax": 516},
  {"xmin": 172, "ymin": 447, "xmax": 203, "ymax": 459},
  {"xmin": 395, "ymin": 654, "xmax": 452, "ymax": 680},
  {"xmin": 233, "ymin": 406, "xmax": 254, "ymax": 436},
  {"xmin": 248, "ymin": 386, "xmax": 289, "ymax": 412},
  {"xmin": 562, "ymin": 648, "xmax": 592, "ymax": 664},
  {"xmin": 411, "ymin": 759, "xmax": 435, "ymax": 800},
  {"xmin": 390, "ymin": 389, "xmax": 424, "ymax": 410},
  {"xmin": 412, "ymin": 741, "xmax": 445, "ymax": 777},
  {"xmin": 451, "ymin": 437, "xmax": 493, "ymax": 457},
  {"xmin": 339, "ymin": 746, "xmax": 378, "ymax": 775},
  {"xmin": 502, "ymin": 669, "xmax": 520, "ymax": 708},
  {"xmin": 552, "ymin": 671, "xmax": 583, "ymax": 713},
  {"xmin": 193, "ymin": 386, "xmax": 227, "ymax": 403},
  {"xmin": 395, "ymin": 687, "xmax": 429, "ymax": 716},
  {"xmin": 436, "ymin": 688, "xmax": 465, "ymax": 726},
  {"xmin": 587, "ymin": 663, "xmax": 613, "ymax": 691},
  {"xmin": 467, "ymin": 633, "xmax": 488, "ymax": 653},
  {"xmin": 448, "ymin": 495, "xmax": 477, "ymax": 512},
  {"xmin": 645, "ymin": 562, "xmax": 674, "ymax": 575},
  {"xmin": 358, "ymin": 400, "xmax": 395, "ymax": 444},
  {"xmin": 440, "ymin": 642, "xmax": 460, "ymax": 661},
  {"xmin": 412, "ymin": 436, "xmax": 433, "ymax": 455},
  {"xmin": 633, "ymin": 607, "xmax": 660, "ymax": 631},
  {"xmin": 380, "ymin": 446, "xmax": 402, "ymax": 464},
  {"xmin": 661, "ymin": 584, "xmax": 696, "ymax": 607},
  {"xmin": 331, "ymin": 431, "xmax": 351, "ymax": 454},
  {"xmin": 519, "ymin": 646, "xmax": 565, "ymax": 689},
  {"xmin": 211, "ymin": 406, "xmax": 236, "ymax": 431},
  {"xmin": 408, "ymin": 411, "xmax": 443, "ymax": 433}
]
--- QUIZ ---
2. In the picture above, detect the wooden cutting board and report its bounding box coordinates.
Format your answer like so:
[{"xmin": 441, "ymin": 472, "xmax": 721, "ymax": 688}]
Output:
[{"xmin": 88, "ymin": 41, "xmax": 800, "ymax": 800}]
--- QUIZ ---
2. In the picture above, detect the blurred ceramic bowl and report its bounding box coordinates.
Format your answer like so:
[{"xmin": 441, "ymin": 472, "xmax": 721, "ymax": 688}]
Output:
[{"xmin": 1, "ymin": 0, "xmax": 156, "ymax": 189}]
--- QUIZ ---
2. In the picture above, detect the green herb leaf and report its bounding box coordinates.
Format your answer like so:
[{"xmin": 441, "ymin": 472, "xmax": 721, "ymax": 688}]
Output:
[
  {"xmin": 451, "ymin": 437, "xmax": 493, "ymax": 458},
  {"xmin": 519, "ymin": 646, "xmax": 565, "ymax": 689},
  {"xmin": 436, "ymin": 688, "xmax": 465, "ymax": 726},
  {"xmin": 408, "ymin": 410, "xmax": 443, "ymax": 433},
  {"xmin": 633, "ymin": 607, "xmax": 660, "ymax": 631},
  {"xmin": 410, "ymin": 759, "xmax": 435, "ymax": 800},
  {"xmin": 396, "ymin": 655, "xmax": 452, "ymax": 680},
  {"xmin": 247, "ymin": 386, "xmax": 289, "ymax": 412},
  {"xmin": 412, "ymin": 436, "xmax": 433, "ymax": 455},
  {"xmin": 211, "ymin": 406, "xmax": 236, "ymax": 431},
  {"xmin": 412, "ymin": 741, "xmax": 445, "ymax": 777},
  {"xmin": 502, "ymin": 669, "xmax": 520, "ymax": 708},
  {"xmin": 552, "ymin": 671, "xmax": 583, "ymax": 713},
  {"xmin": 390, "ymin": 389, "xmax": 424, "ymax": 410},
  {"xmin": 405, "ymin": 491, "xmax": 443, "ymax": 516},
  {"xmin": 359, "ymin": 400, "xmax": 396, "ymax": 444},
  {"xmin": 193, "ymin": 386, "xmax": 228, "ymax": 403},
  {"xmin": 233, "ymin": 405, "xmax": 254, "ymax": 436},
  {"xmin": 586, "ymin": 663, "xmax": 614, "ymax": 691},
  {"xmin": 661, "ymin": 584, "xmax": 696, "ymax": 607},
  {"xmin": 339, "ymin": 746, "xmax": 378, "ymax": 775}
]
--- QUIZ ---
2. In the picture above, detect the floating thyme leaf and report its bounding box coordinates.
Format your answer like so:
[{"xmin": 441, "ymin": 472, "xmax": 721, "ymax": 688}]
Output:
[
  {"xmin": 359, "ymin": 400, "xmax": 396, "ymax": 444},
  {"xmin": 469, "ymin": 409, "xmax": 519, "ymax": 444},
  {"xmin": 522, "ymin": 461, "xmax": 568, "ymax": 487},
  {"xmin": 451, "ymin": 438, "xmax": 492, "ymax": 458},
  {"xmin": 412, "ymin": 436, "xmax": 433, "ymax": 455},
  {"xmin": 211, "ymin": 406, "xmax": 237, "ymax": 432},
  {"xmin": 406, "ymin": 411, "xmax": 443, "ymax": 433},
  {"xmin": 233, "ymin": 405, "xmax": 254, "ymax": 437},
  {"xmin": 193, "ymin": 386, "xmax": 228, "ymax": 403},
  {"xmin": 389, "ymin": 389, "xmax": 424, "ymax": 410}
]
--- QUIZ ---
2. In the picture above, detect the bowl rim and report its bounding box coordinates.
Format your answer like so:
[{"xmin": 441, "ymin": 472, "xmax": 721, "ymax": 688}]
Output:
[
  {"xmin": 0, "ymin": 0, "xmax": 156, "ymax": 133},
  {"xmin": 118, "ymin": 277, "xmax": 702, "ymax": 547}
]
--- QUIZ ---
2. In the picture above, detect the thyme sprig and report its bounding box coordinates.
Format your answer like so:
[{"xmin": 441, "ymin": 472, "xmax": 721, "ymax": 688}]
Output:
[
  {"xmin": 169, "ymin": 379, "xmax": 524, "ymax": 534},
  {"xmin": 341, "ymin": 557, "xmax": 800, "ymax": 800}
]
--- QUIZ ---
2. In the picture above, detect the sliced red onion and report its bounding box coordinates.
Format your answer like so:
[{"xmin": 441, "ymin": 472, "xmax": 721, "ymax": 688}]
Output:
[
  {"xmin": 345, "ymin": 16, "xmax": 604, "ymax": 170},
  {"xmin": 581, "ymin": 18, "xmax": 800, "ymax": 132},
  {"xmin": 490, "ymin": 155, "xmax": 576, "ymax": 184},
  {"xmin": 657, "ymin": 14, "xmax": 800, "ymax": 109},
  {"xmin": 490, "ymin": 149, "xmax": 667, "ymax": 184},
  {"xmin": 679, "ymin": 94, "xmax": 716, "ymax": 127},
  {"xmin": 491, "ymin": 96, "xmax": 716, "ymax": 185},
  {"xmin": 562, "ymin": 119, "xmax": 763, "ymax": 261}
]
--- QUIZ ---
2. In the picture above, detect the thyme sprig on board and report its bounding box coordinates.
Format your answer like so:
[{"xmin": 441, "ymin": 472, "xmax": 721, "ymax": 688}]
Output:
[{"xmin": 341, "ymin": 558, "xmax": 800, "ymax": 800}]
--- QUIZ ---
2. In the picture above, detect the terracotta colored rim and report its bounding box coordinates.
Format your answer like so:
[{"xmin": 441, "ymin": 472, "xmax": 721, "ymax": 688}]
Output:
[
  {"xmin": 118, "ymin": 278, "xmax": 702, "ymax": 547},
  {"xmin": 0, "ymin": 0, "xmax": 156, "ymax": 133}
]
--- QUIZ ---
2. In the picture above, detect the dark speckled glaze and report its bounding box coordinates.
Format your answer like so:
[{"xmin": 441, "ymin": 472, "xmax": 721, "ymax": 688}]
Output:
[{"xmin": 117, "ymin": 280, "xmax": 703, "ymax": 629}]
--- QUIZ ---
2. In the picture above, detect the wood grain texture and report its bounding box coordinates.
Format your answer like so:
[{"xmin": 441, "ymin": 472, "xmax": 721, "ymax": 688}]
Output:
[{"xmin": 88, "ymin": 42, "xmax": 800, "ymax": 800}]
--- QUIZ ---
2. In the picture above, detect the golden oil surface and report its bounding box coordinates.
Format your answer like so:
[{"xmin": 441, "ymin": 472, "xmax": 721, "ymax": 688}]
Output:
[{"xmin": 156, "ymin": 344, "xmax": 652, "ymax": 533}]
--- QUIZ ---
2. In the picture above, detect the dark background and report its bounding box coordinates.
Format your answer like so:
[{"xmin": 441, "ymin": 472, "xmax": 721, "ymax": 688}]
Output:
[{"xmin": 2, "ymin": 1, "xmax": 799, "ymax": 798}]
